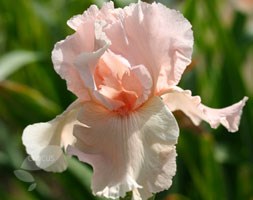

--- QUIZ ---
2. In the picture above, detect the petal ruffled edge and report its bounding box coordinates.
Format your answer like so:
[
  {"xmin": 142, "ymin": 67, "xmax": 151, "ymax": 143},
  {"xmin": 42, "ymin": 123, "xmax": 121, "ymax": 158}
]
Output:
[
  {"xmin": 162, "ymin": 86, "xmax": 248, "ymax": 132},
  {"xmin": 105, "ymin": 1, "xmax": 193, "ymax": 94},
  {"xmin": 51, "ymin": 20, "xmax": 95, "ymax": 100},
  {"xmin": 52, "ymin": 9, "xmax": 111, "ymax": 101},
  {"xmin": 67, "ymin": 2, "xmax": 119, "ymax": 31}
]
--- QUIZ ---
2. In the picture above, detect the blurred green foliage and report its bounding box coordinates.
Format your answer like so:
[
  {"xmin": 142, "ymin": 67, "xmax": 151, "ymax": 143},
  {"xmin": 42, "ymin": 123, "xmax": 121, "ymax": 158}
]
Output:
[{"xmin": 0, "ymin": 0, "xmax": 252, "ymax": 200}]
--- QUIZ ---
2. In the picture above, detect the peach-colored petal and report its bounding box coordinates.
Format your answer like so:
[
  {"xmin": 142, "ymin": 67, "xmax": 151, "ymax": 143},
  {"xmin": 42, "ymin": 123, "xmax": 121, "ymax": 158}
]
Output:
[
  {"xmin": 22, "ymin": 101, "xmax": 81, "ymax": 172},
  {"xmin": 67, "ymin": 5, "xmax": 99, "ymax": 30},
  {"xmin": 122, "ymin": 64, "xmax": 153, "ymax": 109},
  {"xmin": 105, "ymin": 1, "xmax": 193, "ymax": 94},
  {"xmin": 67, "ymin": 96, "xmax": 179, "ymax": 199},
  {"xmin": 74, "ymin": 25, "xmax": 110, "ymax": 91},
  {"xmin": 53, "ymin": 1, "xmax": 192, "ymax": 108},
  {"xmin": 101, "ymin": 50, "xmax": 131, "ymax": 79},
  {"xmin": 93, "ymin": 86, "xmax": 126, "ymax": 110},
  {"xmin": 52, "ymin": 11, "xmax": 111, "ymax": 101},
  {"xmin": 52, "ymin": 19, "xmax": 96, "ymax": 100},
  {"xmin": 92, "ymin": 50, "xmax": 153, "ymax": 112},
  {"xmin": 162, "ymin": 87, "xmax": 248, "ymax": 132},
  {"xmin": 67, "ymin": 2, "xmax": 121, "ymax": 31}
]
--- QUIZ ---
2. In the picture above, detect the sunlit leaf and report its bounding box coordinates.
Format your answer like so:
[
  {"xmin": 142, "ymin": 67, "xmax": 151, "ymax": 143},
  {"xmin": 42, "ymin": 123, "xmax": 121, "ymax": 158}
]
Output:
[
  {"xmin": 0, "ymin": 80, "xmax": 61, "ymax": 122},
  {"xmin": 0, "ymin": 50, "xmax": 42, "ymax": 81},
  {"xmin": 67, "ymin": 157, "xmax": 106, "ymax": 200}
]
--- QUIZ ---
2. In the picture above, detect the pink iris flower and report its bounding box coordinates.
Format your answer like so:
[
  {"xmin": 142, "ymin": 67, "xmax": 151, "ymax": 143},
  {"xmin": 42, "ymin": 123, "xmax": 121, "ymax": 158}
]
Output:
[{"xmin": 22, "ymin": 1, "xmax": 248, "ymax": 200}]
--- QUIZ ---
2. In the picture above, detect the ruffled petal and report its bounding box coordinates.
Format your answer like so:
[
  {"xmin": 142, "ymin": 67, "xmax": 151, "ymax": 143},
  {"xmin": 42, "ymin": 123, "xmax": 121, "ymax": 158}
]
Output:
[
  {"xmin": 52, "ymin": 9, "xmax": 111, "ymax": 101},
  {"xmin": 105, "ymin": 1, "xmax": 193, "ymax": 94},
  {"xmin": 162, "ymin": 86, "xmax": 248, "ymax": 132},
  {"xmin": 22, "ymin": 101, "xmax": 81, "ymax": 172},
  {"xmin": 117, "ymin": 64, "xmax": 153, "ymax": 110},
  {"xmin": 67, "ymin": 96, "xmax": 179, "ymax": 199},
  {"xmin": 67, "ymin": 5, "xmax": 99, "ymax": 30},
  {"xmin": 92, "ymin": 50, "xmax": 153, "ymax": 112},
  {"xmin": 67, "ymin": 2, "xmax": 120, "ymax": 31},
  {"xmin": 52, "ymin": 19, "xmax": 95, "ymax": 100},
  {"xmin": 74, "ymin": 22, "xmax": 110, "ymax": 91}
]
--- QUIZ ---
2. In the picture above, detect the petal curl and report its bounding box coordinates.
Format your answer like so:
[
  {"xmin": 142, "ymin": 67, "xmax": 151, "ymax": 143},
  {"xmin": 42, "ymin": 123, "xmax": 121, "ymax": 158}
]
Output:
[
  {"xmin": 52, "ymin": 20, "xmax": 95, "ymax": 100},
  {"xmin": 162, "ymin": 87, "xmax": 248, "ymax": 132},
  {"xmin": 105, "ymin": 1, "xmax": 193, "ymax": 94},
  {"xmin": 67, "ymin": 96, "xmax": 179, "ymax": 199},
  {"xmin": 92, "ymin": 51, "xmax": 153, "ymax": 111},
  {"xmin": 122, "ymin": 64, "xmax": 153, "ymax": 109},
  {"xmin": 22, "ymin": 101, "xmax": 81, "ymax": 172},
  {"xmin": 52, "ymin": 12, "xmax": 111, "ymax": 100}
]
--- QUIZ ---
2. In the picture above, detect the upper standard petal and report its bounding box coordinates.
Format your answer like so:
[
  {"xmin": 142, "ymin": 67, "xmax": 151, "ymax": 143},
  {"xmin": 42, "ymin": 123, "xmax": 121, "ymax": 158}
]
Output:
[
  {"xmin": 67, "ymin": 2, "xmax": 121, "ymax": 31},
  {"xmin": 53, "ymin": 1, "xmax": 192, "ymax": 106},
  {"xmin": 52, "ymin": 19, "xmax": 95, "ymax": 100},
  {"xmin": 105, "ymin": 1, "xmax": 193, "ymax": 94}
]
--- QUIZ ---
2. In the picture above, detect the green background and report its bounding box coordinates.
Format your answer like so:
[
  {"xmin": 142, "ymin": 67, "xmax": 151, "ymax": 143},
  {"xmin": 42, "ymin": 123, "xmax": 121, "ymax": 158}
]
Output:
[{"xmin": 0, "ymin": 0, "xmax": 252, "ymax": 199}]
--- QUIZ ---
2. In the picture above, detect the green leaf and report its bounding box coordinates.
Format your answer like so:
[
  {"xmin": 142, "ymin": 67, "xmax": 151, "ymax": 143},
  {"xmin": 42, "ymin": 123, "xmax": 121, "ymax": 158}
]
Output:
[
  {"xmin": 0, "ymin": 80, "xmax": 61, "ymax": 122},
  {"xmin": 0, "ymin": 50, "xmax": 42, "ymax": 81},
  {"xmin": 28, "ymin": 183, "xmax": 37, "ymax": 191},
  {"xmin": 14, "ymin": 170, "xmax": 35, "ymax": 183},
  {"xmin": 67, "ymin": 157, "xmax": 93, "ymax": 189}
]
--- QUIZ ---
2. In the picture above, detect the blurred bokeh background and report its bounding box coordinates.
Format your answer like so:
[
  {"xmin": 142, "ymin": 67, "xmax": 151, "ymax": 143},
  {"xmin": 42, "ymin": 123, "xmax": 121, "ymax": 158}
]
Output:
[{"xmin": 0, "ymin": 0, "xmax": 252, "ymax": 199}]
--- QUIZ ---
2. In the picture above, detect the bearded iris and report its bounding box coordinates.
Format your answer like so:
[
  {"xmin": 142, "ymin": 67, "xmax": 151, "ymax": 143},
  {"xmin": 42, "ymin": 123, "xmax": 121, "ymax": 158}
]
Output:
[{"xmin": 22, "ymin": 1, "xmax": 248, "ymax": 200}]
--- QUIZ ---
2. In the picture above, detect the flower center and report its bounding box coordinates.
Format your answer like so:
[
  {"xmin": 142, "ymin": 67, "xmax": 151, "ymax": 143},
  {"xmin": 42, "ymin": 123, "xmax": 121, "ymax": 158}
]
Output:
[{"xmin": 93, "ymin": 51, "xmax": 144, "ymax": 114}]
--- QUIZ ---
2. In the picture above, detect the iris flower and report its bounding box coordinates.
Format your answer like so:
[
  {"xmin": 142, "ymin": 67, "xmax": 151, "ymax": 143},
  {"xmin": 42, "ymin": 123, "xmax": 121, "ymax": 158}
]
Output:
[{"xmin": 22, "ymin": 1, "xmax": 248, "ymax": 200}]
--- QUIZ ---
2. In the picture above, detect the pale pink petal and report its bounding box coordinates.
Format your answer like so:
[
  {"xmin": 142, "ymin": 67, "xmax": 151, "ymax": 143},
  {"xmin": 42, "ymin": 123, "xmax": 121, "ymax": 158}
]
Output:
[
  {"xmin": 162, "ymin": 87, "xmax": 248, "ymax": 132},
  {"xmin": 67, "ymin": 96, "xmax": 179, "ymax": 199},
  {"xmin": 52, "ymin": 12, "xmax": 111, "ymax": 101},
  {"xmin": 101, "ymin": 50, "xmax": 131, "ymax": 79},
  {"xmin": 92, "ymin": 51, "xmax": 153, "ymax": 111},
  {"xmin": 52, "ymin": 19, "xmax": 96, "ymax": 100},
  {"xmin": 105, "ymin": 1, "xmax": 193, "ymax": 94},
  {"xmin": 93, "ymin": 86, "xmax": 126, "ymax": 110},
  {"xmin": 22, "ymin": 101, "xmax": 81, "ymax": 172},
  {"xmin": 67, "ymin": 5, "xmax": 99, "ymax": 30},
  {"xmin": 122, "ymin": 64, "xmax": 153, "ymax": 109},
  {"xmin": 67, "ymin": 2, "xmax": 120, "ymax": 31}
]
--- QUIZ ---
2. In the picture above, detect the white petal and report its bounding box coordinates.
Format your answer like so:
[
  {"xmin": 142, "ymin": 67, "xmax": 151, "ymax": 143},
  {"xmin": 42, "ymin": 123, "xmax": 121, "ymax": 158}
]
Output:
[
  {"xmin": 22, "ymin": 101, "xmax": 81, "ymax": 172},
  {"xmin": 67, "ymin": 96, "xmax": 179, "ymax": 199},
  {"xmin": 162, "ymin": 86, "xmax": 248, "ymax": 132}
]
